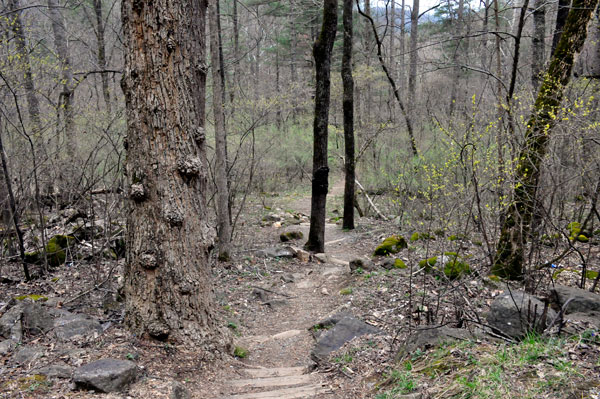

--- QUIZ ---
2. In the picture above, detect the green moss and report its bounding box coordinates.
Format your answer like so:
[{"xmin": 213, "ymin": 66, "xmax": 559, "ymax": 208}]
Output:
[
  {"xmin": 233, "ymin": 346, "xmax": 248, "ymax": 358},
  {"xmin": 443, "ymin": 251, "xmax": 458, "ymax": 257},
  {"xmin": 339, "ymin": 287, "xmax": 353, "ymax": 295},
  {"xmin": 576, "ymin": 234, "xmax": 589, "ymax": 243},
  {"xmin": 443, "ymin": 260, "xmax": 471, "ymax": 279},
  {"xmin": 14, "ymin": 294, "xmax": 48, "ymax": 302},
  {"xmin": 24, "ymin": 251, "xmax": 41, "ymax": 264},
  {"xmin": 373, "ymin": 235, "xmax": 407, "ymax": 256},
  {"xmin": 280, "ymin": 231, "xmax": 304, "ymax": 242},
  {"xmin": 418, "ymin": 257, "xmax": 438, "ymax": 271},
  {"xmin": 394, "ymin": 259, "xmax": 407, "ymax": 269},
  {"xmin": 410, "ymin": 232, "xmax": 434, "ymax": 242},
  {"xmin": 44, "ymin": 235, "xmax": 74, "ymax": 267},
  {"xmin": 448, "ymin": 235, "xmax": 458, "ymax": 241},
  {"xmin": 567, "ymin": 222, "xmax": 582, "ymax": 240}
]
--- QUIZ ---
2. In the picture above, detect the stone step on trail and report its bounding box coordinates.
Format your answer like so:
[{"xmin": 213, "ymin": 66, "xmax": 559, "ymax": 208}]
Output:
[{"xmin": 226, "ymin": 367, "xmax": 327, "ymax": 399}]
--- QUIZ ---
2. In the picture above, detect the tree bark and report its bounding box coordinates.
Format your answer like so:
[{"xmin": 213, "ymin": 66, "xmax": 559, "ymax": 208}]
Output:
[
  {"xmin": 531, "ymin": 0, "xmax": 546, "ymax": 90},
  {"xmin": 492, "ymin": 0, "xmax": 599, "ymax": 279},
  {"xmin": 8, "ymin": 0, "xmax": 42, "ymax": 142},
  {"xmin": 47, "ymin": 0, "xmax": 75, "ymax": 159},
  {"xmin": 93, "ymin": 0, "xmax": 111, "ymax": 113},
  {"xmin": 342, "ymin": 0, "xmax": 355, "ymax": 231},
  {"xmin": 306, "ymin": 0, "xmax": 338, "ymax": 253},
  {"xmin": 209, "ymin": 0, "xmax": 232, "ymax": 261},
  {"xmin": 121, "ymin": 0, "xmax": 230, "ymax": 349},
  {"xmin": 408, "ymin": 0, "xmax": 419, "ymax": 107},
  {"xmin": 551, "ymin": 0, "xmax": 571, "ymax": 56}
]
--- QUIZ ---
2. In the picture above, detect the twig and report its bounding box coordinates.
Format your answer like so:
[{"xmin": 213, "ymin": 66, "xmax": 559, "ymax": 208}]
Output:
[{"xmin": 354, "ymin": 179, "xmax": 388, "ymax": 221}]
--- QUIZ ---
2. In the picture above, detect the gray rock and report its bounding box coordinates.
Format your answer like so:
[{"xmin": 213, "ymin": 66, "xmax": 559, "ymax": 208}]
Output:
[
  {"xmin": 54, "ymin": 317, "xmax": 103, "ymax": 342},
  {"xmin": 349, "ymin": 258, "xmax": 375, "ymax": 272},
  {"xmin": 36, "ymin": 364, "xmax": 73, "ymax": 379},
  {"xmin": 314, "ymin": 253, "xmax": 328, "ymax": 263},
  {"xmin": 255, "ymin": 247, "xmax": 294, "ymax": 259},
  {"xmin": 252, "ymin": 288, "xmax": 269, "ymax": 302},
  {"xmin": 552, "ymin": 285, "xmax": 600, "ymax": 315},
  {"xmin": 0, "ymin": 303, "xmax": 24, "ymax": 341},
  {"xmin": 487, "ymin": 290, "xmax": 557, "ymax": 339},
  {"xmin": 265, "ymin": 299, "xmax": 288, "ymax": 309},
  {"xmin": 311, "ymin": 315, "xmax": 381, "ymax": 362},
  {"xmin": 401, "ymin": 326, "xmax": 475, "ymax": 354},
  {"xmin": 281, "ymin": 273, "xmax": 295, "ymax": 283},
  {"xmin": 13, "ymin": 345, "xmax": 45, "ymax": 364},
  {"xmin": 23, "ymin": 303, "xmax": 55, "ymax": 334},
  {"xmin": 170, "ymin": 381, "xmax": 191, "ymax": 399},
  {"xmin": 0, "ymin": 339, "xmax": 17, "ymax": 355},
  {"xmin": 73, "ymin": 358, "xmax": 137, "ymax": 393}
]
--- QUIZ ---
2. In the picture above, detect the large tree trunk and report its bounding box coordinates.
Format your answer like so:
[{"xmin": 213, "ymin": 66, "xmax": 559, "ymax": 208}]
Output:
[
  {"xmin": 492, "ymin": 0, "xmax": 599, "ymax": 279},
  {"xmin": 551, "ymin": 0, "xmax": 571, "ymax": 56},
  {"xmin": 121, "ymin": 0, "xmax": 230, "ymax": 350},
  {"xmin": 342, "ymin": 0, "xmax": 355, "ymax": 231},
  {"xmin": 306, "ymin": 0, "xmax": 338, "ymax": 253},
  {"xmin": 209, "ymin": 0, "xmax": 232, "ymax": 261}
]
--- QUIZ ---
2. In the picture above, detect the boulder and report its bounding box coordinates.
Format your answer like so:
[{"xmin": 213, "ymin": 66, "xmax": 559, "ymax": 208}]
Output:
[
  {"xmin": 349, "ymin": 258, "xmax": 375, "ymax": 272},
  {"xmin": 0, "ymin": 339, "xmax": 17, "ymax": 355},
  {"xmin": 487, "ymin": 290, "xmax": 557, "ymax": 339},
  {"xmin": 54, "ymin": 316, "xmax": 103, "ymax": 342},
  {"xmin": 255, "ymin": 247, "xmax": 294, "ymax": 259},
  {"xmin": 401, "ymin": 326, "xmax": 475, "ymax": 354},
  {"xmin": 23, "ymin": 303, "xmax": 55, "ymax": 334},
  {"xmin": 73, "ymin": 358, "xmax": 138, "ymax": 393},
  {"xmin": 36, "ymin": 364, "xmax": 73, "ymax": 379},
  {"xmin": 0, "ymin": 303, "xmax": 24, "ymax": 341},
  {"xmin": 551, "ymin": 285, "xmax": 600, "ymax": 315},
  {"xmin": 13, "ymin": 345, "xmax": 45, "ymax": 365},
  {"xmin": 311, "ymin": 314, "xmax": 381, "ymax": 362}
]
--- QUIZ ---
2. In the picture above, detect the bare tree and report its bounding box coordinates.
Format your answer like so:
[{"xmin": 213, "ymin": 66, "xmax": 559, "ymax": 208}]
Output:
[
  {"xmin": 492, "ymin": 0, "xmax": 599, "ymax": 279},
  {"xmin": 209, "ymin": 0, "xmax": 232, "ymax": 261},
  {"xmin": 342, "ymin": 0, "xmax": 355, "ymax": 230},
  {"xmin": 306, "ymin": 0, "xmax": 338, "ymax": 253}
]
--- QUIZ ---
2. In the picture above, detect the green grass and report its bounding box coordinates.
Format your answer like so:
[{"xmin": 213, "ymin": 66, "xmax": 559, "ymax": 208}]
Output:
[{"xmin": 375, "ymin": 333, "xmax": 594, "ymax": 399}]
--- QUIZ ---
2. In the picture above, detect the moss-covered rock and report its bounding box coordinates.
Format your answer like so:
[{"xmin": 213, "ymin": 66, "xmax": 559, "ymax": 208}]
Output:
[
  {"xmin": 418, "ymin": 256, "xmax": 438, "ymax": 271},
  {"xmin": 567, "ymin": 221, "xmax": 582, "ymax": 241},
  {"xmin": 45, "ymin": 234, "xmax": 74, "ymax": 267},
  {"xmin": 443, "ymin": 260, "xmax": 471, "ymax": 279},
  {"xmin": 14, "ymin": 294, "xmax": 48, "ymax": 302},
  {"xmin": 394, "ymin": 259, "xmax": 407, "ymax": 269},
  {"xmin": 575, "ymin": 234, "xmax": 589, "ymax": 243},
  {"xmin": 410, "ymin": 232, "xmax": 434, "ymax": 242},
  {"xmin": 373, "ymin": 235, "xmax": 407, "ymax": 256},
  {"xmin": 280, "ymin": 231, "xmax": 304, "ymax": 242}
]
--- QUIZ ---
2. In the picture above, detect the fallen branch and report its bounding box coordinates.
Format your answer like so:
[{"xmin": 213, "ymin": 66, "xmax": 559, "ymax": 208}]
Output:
[{"xmin": 355, "ymin": 179, "xmax": 388, "ymax": 221}]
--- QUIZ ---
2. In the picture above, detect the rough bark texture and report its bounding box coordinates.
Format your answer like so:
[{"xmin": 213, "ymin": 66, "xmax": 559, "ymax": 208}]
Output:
[
  {"xmin": 121, "ymin": 0, "xmax": 230, "ymax": 351},
  {"xmin": 209, "ymin": 0, "xmax": 232, "ymax": 261},
  {"xmin": 408, "ymin": 0, "xmax": 419, "ymax": 107},
  {"xmin": 342, "ymin": 0, "xmax": 355, "ymax": 231},
  {"xmin": 576, "ymin": 6, "xmax": 600, "ymax": 78},
  {"xmin": 306, "ymin": 0, "xmax": 338, "ymax": 253},
  {"xmin": 551, "ymin": 0, "xmax": 571, "ymax": 56},
  {"xmin": 93, "ymin": 0, "xmax": 111, "ymax": 113},
  {"xmin": 492, "ymin": 0, "xmax": 599, "ymax": 279},
  {"xmin": 531, "ymin": 0, "xmax": 546, "ymax": 90}
]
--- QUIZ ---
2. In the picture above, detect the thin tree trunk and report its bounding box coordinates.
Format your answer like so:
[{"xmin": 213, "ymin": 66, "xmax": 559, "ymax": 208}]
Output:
[
  {"xmin": 47, "ymin": 0, "xmax": 75, "ymax": 149},
  {"xmin": 531, "ymin": 0, "xmax": 546, "ymax": 90},
  {"xmin": 400, "ymin": 0, "xmax": 406, "ymax": 89},
  {"xmin": 449, "ymin": 0, "xmax": 465, "ymax": 116},
  {"xmin": 342, "ymin": 0, "xmax": 355, "ymax": 230},
  {"xmin": 408, "ymin": 0, "xmax": 419, "ymax": 107},
  {"xmin": 492, "ymin": 0, "xmax": 599, "ymax": 279},
  {"xmin": 93, "ymin": 0, "xmax": 111, "ymax": 113},
  {"xmin": 306, "ymin": 0, "xmax": 338, "ymax": 253},
  {"xmin": 230, "ymin": 0, "xmax": 239, "ymax": 107},
  {"xmin": 358, "ymin": 1, "xmax": 419, "ymax": 156},
  {"xmin": 8, "ymin": 0, "xmax": 45, "ymax": 179},
  {"xmin": 0, "ymin": 118, "xmax": 30, "ymax": 281},
  {"xmin": 121, "ymin": 0, "xmax": 230, "ymax": 348},
  {"xmin": 209, "ymin": 0, "xmax": 231, "ymax": 261}
]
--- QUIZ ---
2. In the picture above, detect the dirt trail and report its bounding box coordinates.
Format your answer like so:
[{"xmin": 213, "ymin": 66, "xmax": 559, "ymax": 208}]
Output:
[{"xmin": 212, "ymin": 179, "xmax": 364, "ymax": 398}]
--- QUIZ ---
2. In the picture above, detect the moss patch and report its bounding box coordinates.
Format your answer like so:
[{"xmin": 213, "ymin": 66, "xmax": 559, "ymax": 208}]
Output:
[
  {"xmin": 394, "ymin": 259, "xmax": 407, "ymax": 269},
  {"xmin": 410, "ymin": 232, "xmax": 434, "ymax": 242},
  {"xmin": 418, "ymin": 257, "xmax": 438, "ymax": 271},
  {"xmin": 14, "ymin": 294, "xmax": 48, "ymax": 302},
  {"xmin": 374, "ymin": 235, "xmax": 408, "ymax": 256},
  {"xmin": 280, "ymin": 231, "xmax": 304, "ymax": 242},
  {"xmin": 233, "ymin": 346, "xmax": 248, "ymax": 358}
]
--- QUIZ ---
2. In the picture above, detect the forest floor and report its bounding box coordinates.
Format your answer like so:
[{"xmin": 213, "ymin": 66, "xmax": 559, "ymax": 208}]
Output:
[{"xmin": 1, "ymin": 178, "xmax": 600, "ymax": 398}]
